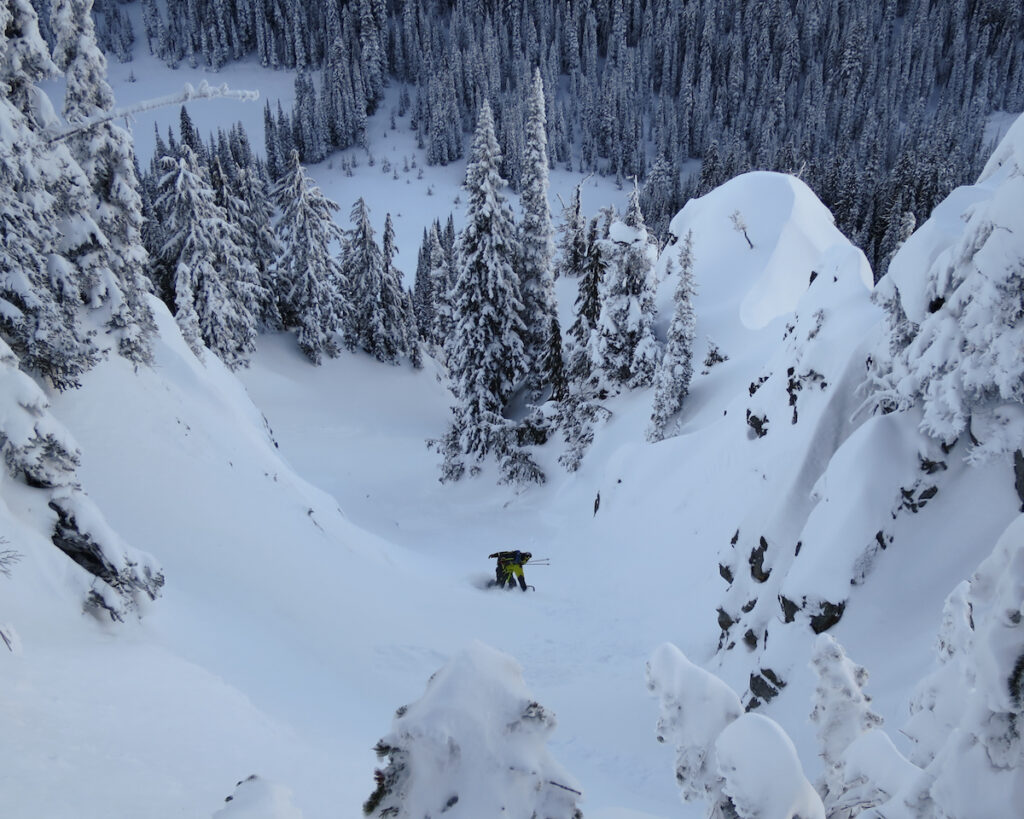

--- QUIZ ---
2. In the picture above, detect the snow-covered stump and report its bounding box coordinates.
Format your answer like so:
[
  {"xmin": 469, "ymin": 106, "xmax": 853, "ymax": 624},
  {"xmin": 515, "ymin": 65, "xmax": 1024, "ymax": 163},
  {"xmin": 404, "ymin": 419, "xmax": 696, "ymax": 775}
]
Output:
[
  {"xmin": 647, "ymin": 643, "xmax": 823, "ymax": 819},
  {"xmin": 363, "ymin": 642, "xmax": 583, "ymax": 818}
]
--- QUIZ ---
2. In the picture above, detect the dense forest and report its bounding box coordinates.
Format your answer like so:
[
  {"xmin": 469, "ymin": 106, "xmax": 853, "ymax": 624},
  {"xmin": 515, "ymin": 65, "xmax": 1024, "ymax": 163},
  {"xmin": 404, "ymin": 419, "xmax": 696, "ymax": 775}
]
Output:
[
  {"xmin": 5, "ymin": 0, "xmax": 1024, "ymax": 500},
  {"xmin": 62, "ymin": 0, "xmax": 1024, "ymax": 273}
]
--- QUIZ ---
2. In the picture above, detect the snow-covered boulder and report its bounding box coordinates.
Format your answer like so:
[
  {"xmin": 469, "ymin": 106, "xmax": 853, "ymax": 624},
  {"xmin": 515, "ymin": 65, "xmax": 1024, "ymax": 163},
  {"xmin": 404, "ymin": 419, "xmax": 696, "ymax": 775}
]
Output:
[{"xmin": 364, "ymin": 642, "xmax": 582, "ymax": 818}]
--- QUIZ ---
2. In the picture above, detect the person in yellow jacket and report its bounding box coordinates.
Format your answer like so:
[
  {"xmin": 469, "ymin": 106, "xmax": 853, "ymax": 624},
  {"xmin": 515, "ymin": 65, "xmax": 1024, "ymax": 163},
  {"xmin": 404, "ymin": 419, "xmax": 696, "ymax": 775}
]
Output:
[{"xmin": 488, "ymin": 550, "xmax": 532, "ymax": 591}]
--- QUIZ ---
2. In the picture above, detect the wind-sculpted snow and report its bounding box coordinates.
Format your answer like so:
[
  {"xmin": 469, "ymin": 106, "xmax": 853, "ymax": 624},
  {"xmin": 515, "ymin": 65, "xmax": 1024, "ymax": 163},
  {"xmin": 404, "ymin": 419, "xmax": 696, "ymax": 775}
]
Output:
[
  {"xmin": 655, "ymin": 172, "xmax": 889, "ymax": 708},
  {"xmin": 656, "ymin": 156, "xmax": 1022, "ymax": 734},
  {"xmin": 666, "ymin": 172, "xmax": 872, "ymax": 333}
]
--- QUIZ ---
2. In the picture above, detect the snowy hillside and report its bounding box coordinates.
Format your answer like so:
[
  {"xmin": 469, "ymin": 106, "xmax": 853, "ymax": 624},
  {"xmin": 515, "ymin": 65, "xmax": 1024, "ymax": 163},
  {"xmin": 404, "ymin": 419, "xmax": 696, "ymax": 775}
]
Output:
[
  {"xmin": 4, "ymin": 138, "xmax": 1022, "ymax": 816},
  {"xmin": 2, "ymin": 3, "xmax": 1023, "ymax": 814}
]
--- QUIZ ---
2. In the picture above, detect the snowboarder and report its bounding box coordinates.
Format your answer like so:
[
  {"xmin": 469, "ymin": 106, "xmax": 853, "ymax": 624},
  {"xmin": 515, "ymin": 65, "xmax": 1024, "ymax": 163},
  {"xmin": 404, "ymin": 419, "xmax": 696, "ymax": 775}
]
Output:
[{"xmin": 489, "ymin": 550, "xmax": 532, "ymax": 591}]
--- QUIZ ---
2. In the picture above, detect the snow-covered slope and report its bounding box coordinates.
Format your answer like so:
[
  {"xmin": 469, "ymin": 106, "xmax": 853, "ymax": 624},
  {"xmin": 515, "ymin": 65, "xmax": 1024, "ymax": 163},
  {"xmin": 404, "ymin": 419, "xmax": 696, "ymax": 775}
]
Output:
[{"xmin": 3, "ymin": 31, "xmax": 1022, "ymax": 815}]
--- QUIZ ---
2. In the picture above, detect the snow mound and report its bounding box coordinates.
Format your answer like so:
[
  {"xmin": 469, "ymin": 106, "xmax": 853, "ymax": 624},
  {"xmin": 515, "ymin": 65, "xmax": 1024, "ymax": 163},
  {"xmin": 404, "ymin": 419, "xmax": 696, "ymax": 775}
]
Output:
[
  {"xmin": 364, "ymin": 641, "xmax": 582, "ymax": 818},
  {"xmin": 213, "ymin": 776, "xmax": 303, "ymax": 819},
  {"xmin": 666, "ymin": 172, "xmax": 871, "ymax": 333},
  {"xmin": 716, "ymin": 713, "xmax": 824, "ymax": 819}
]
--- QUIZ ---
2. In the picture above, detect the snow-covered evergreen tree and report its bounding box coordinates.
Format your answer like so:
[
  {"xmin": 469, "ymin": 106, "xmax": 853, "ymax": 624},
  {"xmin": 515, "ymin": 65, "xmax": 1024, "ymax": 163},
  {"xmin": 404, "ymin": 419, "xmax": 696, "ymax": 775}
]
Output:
[
  {"xmin": 564, "ymin": 217, "xmax": 606, "ymax": 394},
  {"xmin": 426, "ymin": 223, "xmax": 454, "ymax": 356},
  {"xmin": 212, "ymin": 151, "xmax": 281, "ymax": 331},
  {"xmin": 555, "ymin": 181, "xmax": 588, "ymax": 281},
  {"xmin": 648, "ymin": 643, "xmax": 824, "ymax": 819},
  {"xmin": 646, "ymin": 642, "xmax": 743, "ymax": 817},
  {"xmin": 648, "ymin": 229, "xmax": 697, "ymax": 442},
  {"xmin": 383, "ymin": 213, "xmax": 421, "ymax": 367},
  {"xmin": 364, "ymin": 643, "xmax": 582, "ymax": 819},
  {"xmin": 596, "ymin": 185, "xmax": 660, "ymax": 391},
  {"xmin": 155, "ymin": 143, "xmax": 257, "ymax": 368},
  {"xmin": 340, "ymin": 197, "xmax": 384, "ymax": 351},
  {"xmin": 273, "ymin": 149, "xmax": 346, "ymax": 364},
  {"xmin": 341, "ymin": 200, "xmax": 411, "ymax": 364},
  {"xmin": 876, "ymin": 514, "xmax": 1024, "ymax": 819},
  {"xmin": 438, "ymin": 101, "xmax": 538, "ymax": 484},
  {"xmin": 51, "ymin": 0, "xmax": 157, "ymax": 365},
  {"xmin": 809, "ymin": 634, "xmax": 886, "ymax": 817},
  {"xmin": 874, "ymin": 114, "xmax": 1024, "ymax": 461},
  {"xmin": 557, "ymin": 215, "xmax": 612, "ymax": 473},
  {"xmin": 0, "ymin": 0, "xmax": 99, "ymax": 389},
  {"xmin": 517, "ymin": 68, "xmax": 559, "ymax": 401}
]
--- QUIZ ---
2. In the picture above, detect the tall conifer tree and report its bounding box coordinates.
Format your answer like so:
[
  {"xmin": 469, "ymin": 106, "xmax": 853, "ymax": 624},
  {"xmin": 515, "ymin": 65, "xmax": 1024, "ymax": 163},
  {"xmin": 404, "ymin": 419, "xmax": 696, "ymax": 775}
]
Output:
[
  {"xmin": 596, "ymin": 185, "xmax": 660, "ymax": 391},
  {"xmin": 648, "ymin": 230, "xmax": 697, "ymax": 442},
  {"xmin": 439, "ymin": 101, "xmax": 538, "ymax": 484},
  {"xmin": 273, "ymin": 150, "xmax": 346, "ymax": 364},
  {"xmin": 155, "ymin": 144, "xmax": 257, "ymax": 368},
  {"xmin": 0, "ymin": 0, "xmax": 98, "ymax": 388},
  {"xmin": 51, "ymin": 0, "xmax": 156, "ymax": 365},
  {"xmin": 518, "ymin": 68, "xmax": 560, "ymax": 402}
]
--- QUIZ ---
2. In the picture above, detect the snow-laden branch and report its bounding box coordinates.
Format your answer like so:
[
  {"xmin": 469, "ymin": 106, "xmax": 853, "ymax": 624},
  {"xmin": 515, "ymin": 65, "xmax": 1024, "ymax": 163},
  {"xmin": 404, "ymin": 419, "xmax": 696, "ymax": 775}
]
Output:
[{"xmin": 46, "ymin": 81, "xmax": 259, "ymax": 143}]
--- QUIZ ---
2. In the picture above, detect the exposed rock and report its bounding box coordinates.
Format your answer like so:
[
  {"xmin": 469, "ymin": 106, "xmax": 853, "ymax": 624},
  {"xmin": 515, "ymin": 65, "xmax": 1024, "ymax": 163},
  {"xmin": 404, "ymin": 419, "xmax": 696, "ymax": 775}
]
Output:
[
  {"xmin": 760, "ymin": 667, "xmax": 785, "ymax": 690},
  {"xmin": 747, "ymin": 667, "xmax": 785, "ymax": 707},
  {"xmin": 809, "ymin": 600, "xmax": 846, "ymax": 634},
  {"xmin": 779, "ymin": 595, "xmax": 799, "ymax": 623},
  {"xmin": 746, "ymin": 410, "xmax": 769, "ymax": 438},
  {"xmin": 1015, "ymin": 450, "xmax": 1024, "ymax": 512},
  {"xmin": 920, "ymin": 455, "xmax": 948, "ymax": 474},
  {"xmin": 717, "ymin": 607, "xmax": 736, "ymax": 632},
  {"xmin": 749, "ymin": 537, "xmax": 771, "ymax": 582},
  {"xmin": 899, "ymin": 482, "xmax": 939, "ymax": 513}
]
